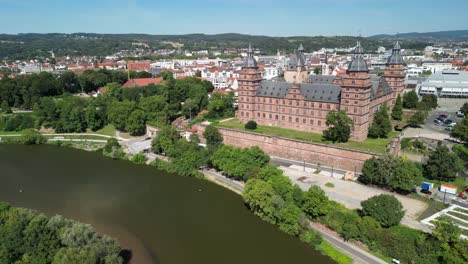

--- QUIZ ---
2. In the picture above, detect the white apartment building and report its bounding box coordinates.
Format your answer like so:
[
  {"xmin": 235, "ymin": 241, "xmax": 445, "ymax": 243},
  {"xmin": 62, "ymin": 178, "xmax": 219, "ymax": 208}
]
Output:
[{"xmin": 422, "ymin": 61, "xmax": 453, "ymax": 73}]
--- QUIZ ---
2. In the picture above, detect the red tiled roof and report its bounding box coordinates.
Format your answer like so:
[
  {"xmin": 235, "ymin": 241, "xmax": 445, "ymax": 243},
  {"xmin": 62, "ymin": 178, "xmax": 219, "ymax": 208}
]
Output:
[{"xmin": 123, "ymin": 78, "xmax": 163, "ymax": 88}]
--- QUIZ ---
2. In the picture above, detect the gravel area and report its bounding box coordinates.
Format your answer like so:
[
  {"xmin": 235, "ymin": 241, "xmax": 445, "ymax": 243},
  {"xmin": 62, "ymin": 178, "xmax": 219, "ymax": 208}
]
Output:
[{"xmin": 281, "ymin": 165, "xmax": 430, "ymax": 231}]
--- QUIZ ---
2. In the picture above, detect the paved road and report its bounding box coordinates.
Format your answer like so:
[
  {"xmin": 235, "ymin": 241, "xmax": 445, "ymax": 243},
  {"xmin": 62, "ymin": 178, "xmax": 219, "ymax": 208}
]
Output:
[{"xmin": 201, "ymin": 169, "xmax": 387, "ymax": 264}]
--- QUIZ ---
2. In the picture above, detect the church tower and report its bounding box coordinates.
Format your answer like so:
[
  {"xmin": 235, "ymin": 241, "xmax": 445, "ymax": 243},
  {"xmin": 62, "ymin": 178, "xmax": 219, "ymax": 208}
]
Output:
[
  {"xmin": 237, "ymin": 44, "xmax": 262, "ymax": 123},
  {"xmin": 340, "ymin": 42, "xmax": 373, "ymax": 141},
  {"xmin": 384, "ymin": 41, "xmax": 406, "ymax": 105}
]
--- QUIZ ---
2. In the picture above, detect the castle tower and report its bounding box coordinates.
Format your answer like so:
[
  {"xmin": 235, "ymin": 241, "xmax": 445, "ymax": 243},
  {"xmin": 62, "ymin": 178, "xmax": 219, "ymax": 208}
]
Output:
[
  {"xmin": 284, "ymin": 44, "xmax": 308, "ymax": 83},
  {"xmin": 340, "ymin": 42, "xmax": 373, "ymax": 141},
  {"xmin": 384, "ymin": 41, "xmax": 406, "ymax": 105},
  {"xmin": 237, "ymin": 44, "xmax": 262, "ymax": 122}
]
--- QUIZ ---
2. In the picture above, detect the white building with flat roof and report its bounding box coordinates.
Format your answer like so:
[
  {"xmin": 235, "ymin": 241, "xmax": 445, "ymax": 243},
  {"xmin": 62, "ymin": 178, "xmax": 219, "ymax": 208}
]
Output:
[{"xmin": 420, "ymin": 71, "xmax": 468, "ymax": 97}]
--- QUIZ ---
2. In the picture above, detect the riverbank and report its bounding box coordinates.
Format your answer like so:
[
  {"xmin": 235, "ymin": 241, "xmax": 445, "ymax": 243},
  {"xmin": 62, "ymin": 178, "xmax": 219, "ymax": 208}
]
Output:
[{"xmin": 200, "ymin": 168, "xmax": 386, "ymax": 264}]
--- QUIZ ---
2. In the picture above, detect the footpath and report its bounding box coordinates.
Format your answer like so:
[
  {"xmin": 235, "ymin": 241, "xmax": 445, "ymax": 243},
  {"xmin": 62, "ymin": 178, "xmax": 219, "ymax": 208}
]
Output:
[{"xmin": 201, "ymin": 169, "xmax": 388, "ymax": 264}]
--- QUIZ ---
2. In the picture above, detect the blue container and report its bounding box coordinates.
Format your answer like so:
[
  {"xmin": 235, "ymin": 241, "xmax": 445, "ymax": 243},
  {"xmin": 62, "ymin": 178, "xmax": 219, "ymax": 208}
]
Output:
[{"xmin": 421, "ymin": 182, "xmax": 431, "ymax": 190}]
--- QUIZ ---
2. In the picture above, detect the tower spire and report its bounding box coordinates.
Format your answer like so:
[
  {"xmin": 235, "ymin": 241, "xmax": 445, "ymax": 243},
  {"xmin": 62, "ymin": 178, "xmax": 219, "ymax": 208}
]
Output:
[{"xmin": 242, "ymin": 43, "xmax": 258, "ymax": 68}]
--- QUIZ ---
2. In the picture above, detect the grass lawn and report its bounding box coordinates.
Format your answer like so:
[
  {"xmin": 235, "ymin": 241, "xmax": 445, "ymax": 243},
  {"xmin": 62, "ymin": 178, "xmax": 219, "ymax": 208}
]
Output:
[
  {"xmin": 0, "ymin": 130, "xmax": 26, "ymax": 135},
  {"xmin": 214, "ymin": 118, "xmax": 397, "ymax": 153},
  {"xmin": 91, "ymin": 124, "xmax": 116, "ymax": 137},
  {"xmin": 316, "ymin": 241, "xmax": 353, "ymax": 264}
]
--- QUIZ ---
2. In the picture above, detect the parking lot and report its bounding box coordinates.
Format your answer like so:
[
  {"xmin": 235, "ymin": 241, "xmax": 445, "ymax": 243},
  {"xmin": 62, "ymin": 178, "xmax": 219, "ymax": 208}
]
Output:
[{"xmin": 424, "ymin": 98, "xmax": 465, "ymax": 135}]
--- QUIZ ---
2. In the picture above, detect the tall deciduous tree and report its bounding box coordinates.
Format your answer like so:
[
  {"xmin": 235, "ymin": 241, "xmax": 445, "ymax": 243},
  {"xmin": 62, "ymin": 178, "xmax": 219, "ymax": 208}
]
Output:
[
  {"xmin": 126, "ymin": 109, "xmax": 147, "ymax": 136},
  {"xmin": 424, "ymin": 144, "xmax": 460, "ymax": 182},
  {"xmin": 151, "ymin": 126, "xmax": 180, "ymax": 155},
  {"xmin": 301, "ymin": 186, "xmax": 331, "ymax": 218},
  {"xmin": 107, "ymin": 100, "xmax": 135, "ymax": 131},
  {"xmin": 323, "ymin": 110, "xmax": 353, "ymax": 143},
  {"xmin": 451, "ymin": 116, "xmax": 468, "ymax": 143},
  {"xmin": 360, "ymin": 194, "xmax": 404, "ymax": 228},
  {"xmin": 391, "ymin": 95, "xmax": 403, "ymax": 121},
  {"xmin": 368, "ymin": 104, "xmax": 392, "ymax": 138},
  {"xmin": 1, "ymin": 100, "xmax": 11, "ymax": 113},
  {"xmin": 203, "ymin": 125, "xmax": 223, "ymax": 151},
  {"xmin": 403, "ymin": 91, "xmax": 419, "ymax": 109}
]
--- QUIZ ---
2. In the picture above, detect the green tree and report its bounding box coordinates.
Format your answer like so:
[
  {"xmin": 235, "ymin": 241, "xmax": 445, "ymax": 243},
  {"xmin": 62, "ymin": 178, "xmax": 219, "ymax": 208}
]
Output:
[
  {"xmin": 126, "ymin": 109, "xmax": 147, "ymax": 136},
  {"xmin": 403, "ymin": 91, "xmax": 419, "ymax": 109},
  {"xmin": 368, "ymin": 104, "xmax": 392, "ymax": 138},
  {"xmin": 408, "ymin": 110, "xmax": 428, "ymax": 125},
  {"xmin": 424, "ymin": 144, "xmax": 460, "ymax": 182},
  {"xmin": 451, "ymin": 116, "xmax": 468, "ymax": 143},
  {"xmin": 360, "ymin": 194, "xmax": 404, "ymax": 228},
  {"xmin": 418, "ymin": 95, "xmax": 438, "ymax": 110},
  {"xmin": 203, "ymin": 125, "xmax": 223, "ymax": 151},
  {"xmin": 301, "ymin": 186, "xmax": 330, "ymax": 218},
  {"xmin": 107, "ymin": 100, "xmax": 135, "ymax": 131},
  {"xmin": 300, "ymin": 230, "xmax": 323, "ymax": 247},
  {"xmin": 151, "ymin": 126, "xmax": 180, "ymax": 154},
  {"xmin": 391, "ymin": 95, "xmax": 403, "ymax": 121},
  {"xmin": 20, "ymin": 129, "xmax": 46, "ymax": 145},
  {"xmin": 275, "ymin": 203, "xmax": 303, "ymax": 236},
  {"xmin": 139, "ymin": 95, "xmax": 169, "ymax": 126},
  {"xmin": 323, "ymin": 110, "xmax": 353, "ymax": 143},
  {"xmin": 58, "ymin": 71, "xmax": 80, "ymax": 94},
  {"xmin": 85, "ymin": 105, "xmax": 103, "ymax": 131},
  {"xmin": 1, "ymin": 100, "xmax": 12, "ymax": 113},
  {"xmin": 313, "ymin": 67, "xmax": 322, "ymax": 75},
  {"xmin": 52, "ymin": 248, "xmax": 97, "ymax": 264},
  {"xmin": 242, "ymin": 179, "xmax": 279, "ymax": 224},
  {"xmin": 461, "ymin": 102, "xmax": 468, "ymax": 115}
]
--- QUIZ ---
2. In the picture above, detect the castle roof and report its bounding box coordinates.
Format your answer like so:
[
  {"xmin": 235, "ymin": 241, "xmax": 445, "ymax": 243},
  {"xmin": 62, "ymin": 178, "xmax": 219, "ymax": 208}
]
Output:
[
  {"xmin": 256, "ymin": 80, "xmax": 341, "ymax": 103},
  {"xmin": 387, "ymin": 41, "xmax": 404, "ymax": 65},
  {"xmin": 288, "ymin": 44, "xmax": 307, "ymax": 70},
  {"xmin": 347, "ymin": 42, "xmax": 369, "ymax": 73},
  {"xmin": 370, "ymin": 76, "xmax": 393, "ymax": 99}
]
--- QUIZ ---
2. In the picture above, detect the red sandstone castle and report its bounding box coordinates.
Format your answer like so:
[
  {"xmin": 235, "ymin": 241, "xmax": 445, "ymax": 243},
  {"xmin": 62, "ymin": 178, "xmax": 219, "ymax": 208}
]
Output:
[{"xmin": 237, "ymin": 42, "xmax": 405, "ymax": 141}]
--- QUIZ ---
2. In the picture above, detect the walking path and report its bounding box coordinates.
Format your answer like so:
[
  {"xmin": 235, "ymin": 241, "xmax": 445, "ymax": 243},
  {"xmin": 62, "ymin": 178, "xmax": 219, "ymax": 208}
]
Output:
[{"xmin": 200, "ymin": 169, "xmax": 388, "ymax": 264}]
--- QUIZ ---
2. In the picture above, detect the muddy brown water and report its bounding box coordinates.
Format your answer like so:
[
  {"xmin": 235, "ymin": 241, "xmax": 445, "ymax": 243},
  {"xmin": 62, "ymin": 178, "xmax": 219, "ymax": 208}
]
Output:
[{"xmin": 0, "ymin": 144, "xmax": 334, "ymax": 264}]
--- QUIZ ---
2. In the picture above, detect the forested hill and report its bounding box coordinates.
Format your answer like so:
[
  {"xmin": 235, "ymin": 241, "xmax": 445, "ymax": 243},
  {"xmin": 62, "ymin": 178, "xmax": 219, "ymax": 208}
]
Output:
[
  {"xmin": 0, "ymin": 33, "xmax": 429, "ymax": 60},
  {"xmin": 371, "ymin": 30, "xmax": 468, "ymax": 41}
]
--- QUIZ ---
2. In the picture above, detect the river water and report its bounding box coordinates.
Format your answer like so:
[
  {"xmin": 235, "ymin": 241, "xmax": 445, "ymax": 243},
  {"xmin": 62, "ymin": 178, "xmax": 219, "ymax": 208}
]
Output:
[{"xmin": 0, "ymin": 144, "xmax": 334, "ymax": 264}]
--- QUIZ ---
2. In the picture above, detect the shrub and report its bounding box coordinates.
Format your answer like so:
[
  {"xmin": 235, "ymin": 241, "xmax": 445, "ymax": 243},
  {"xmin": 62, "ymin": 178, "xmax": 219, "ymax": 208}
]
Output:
[
  {"xmin": 131, "ymin": 153, "xmax": 148, "ymax": 164},
  {"xmin": 300, "ymin": 230, "xmax": 323, "ymax": 247},
  {"xmin": 360, "ymin": 194, "xmax": 404, "ymax": 228},
  {"xmin": 245, "ymin": 120, "xmax": 257, "ymax": 130},
  {"xmin": 325, "ymin": 182, "xmax": 335, "ymax": 188},
  {"xmin": 20, "ymin": 129, "xmax": 46, "ymax": 145}
]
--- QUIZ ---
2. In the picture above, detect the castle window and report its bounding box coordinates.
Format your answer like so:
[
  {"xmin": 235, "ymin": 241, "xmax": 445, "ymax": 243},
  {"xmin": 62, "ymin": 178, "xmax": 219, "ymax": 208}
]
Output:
[
  {"xmin": 318, "ymin": 120, "xmax": 322, "ymax": 126},
  {"xmin": 246, "ymin": 113, "xmax": 249, "ymax": 117},
  {"xmin": 296, "ymin": 109, "xmax": 299, "ymax": 114},
  {"xmin": 303, "ymin": 119, "xmax": 306, "ymax": 124},
  {"xmin": 289, "ymin": 101, "xmax": 292, "ymax": 105},
  {"xmin": 269, "ymin": 114, "xmax": 272, "ymax": 119},
  {"xmin": 296, "ymin": 118, "xmax": 299, "ymax": 123},
  {"xmin": 282, "ymin": 116, "xmax": 285, "ymax": 121},
  {"xmin": 241, "ymin": 112, "xmax": 244, "ymax": 117},
  {"xmin": 303, "ymin": 109, "xmax": 307, "ymax": 115},
  {"xmin": 319, "ymin": 104, "xmax": 322, "ymax": 108},
  {"xmin": 289, "ymin": 117, "xmax": 292, "ymax": 122},
  {"xmin": 354, "ymin": 101, "xmax": 358, "ymax": 105},
  {"xmin": 346, "ymin": 94, "xmax": 349, "ymax": 97},
  {"xmin": 257, "ymin": 113, "xmax": 260, "ymax": 117},
  {"xmin": 327, "ymin": 104, "xmax": 330, "ymax": 109},
  {"xmin": 275, "ymin": 115, "xmax": 278, "ymax": 120},
  {"xmin": 346, "ymin": 88, "xmax": 350, "ymax": 91},
  {"xmin": 263, "ymin": 113, "xmax": 266, "ymax": 118},
  {"xmin": 296, "ymin": 101, "xmax": 299, "ymax": 106},
  {"xmin": 355, "ymin": 94, "xmax": 359, "ymax": 98},
  {"xmin": 310, "ymin": 119, "xmax": 314, "ymax": 125},
  {"xmin": 354, "ymin": 108, "xmax": 357, "ymax": 113},
  {"xmin": 352, "ymin": 80, "xmax": 355, "ymax": 84},
  {"xmin": 311, "ymin": 110, "xmax": 314, "ymax": 116},
  {"xmin": 269, "ymin": 98, "xmax": 272, "ymax": 103}
]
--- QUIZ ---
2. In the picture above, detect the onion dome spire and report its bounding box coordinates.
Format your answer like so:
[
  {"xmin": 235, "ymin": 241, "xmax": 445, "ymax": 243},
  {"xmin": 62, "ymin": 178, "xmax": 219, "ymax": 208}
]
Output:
[
  {"xmin": 387, "ymin": 41, "xmax": 404, "ymax": 65},
  {"xmin": 347, "ymin": 41, "xmax": 368, "ymax": 73},
  {"xmin": 242, "ymin": 43, "xmax": 258, "ymax": 68}
]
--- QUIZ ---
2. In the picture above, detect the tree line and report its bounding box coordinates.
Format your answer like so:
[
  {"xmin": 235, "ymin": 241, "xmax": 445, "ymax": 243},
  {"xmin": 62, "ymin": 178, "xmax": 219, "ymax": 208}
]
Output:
[{"xmin": 0, "ymin": 201, "xmax": 123, "ymax": 264}]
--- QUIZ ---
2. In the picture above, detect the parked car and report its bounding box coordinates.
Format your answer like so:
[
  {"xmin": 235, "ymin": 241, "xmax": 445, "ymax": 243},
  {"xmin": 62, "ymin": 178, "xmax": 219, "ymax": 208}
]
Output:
[
  {"xmin": 444, "ymin": 119, "xmax": 456, "ymax": 127},
  {"xmin": 433, "ymin": 119, "xmax": 443, "ymax": 126},
  {"xmin": 456, "ymin": 111, "xmax": 465, "ymax": 118},
  {"xmin": 439, "ymin": 114, "xmax": 448, "ymax": 119},
  {"xmin": 436, "ymin": 116, "xmax": 446, "ymax": 122},
  {"xmin": 420, "ymin": 189, "xmax": 432, "ymax": 195}
]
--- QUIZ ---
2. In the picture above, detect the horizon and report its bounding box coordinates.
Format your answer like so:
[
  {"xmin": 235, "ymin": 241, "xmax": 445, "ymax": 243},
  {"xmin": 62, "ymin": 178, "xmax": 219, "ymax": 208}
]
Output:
[{"xmin": 1, "ymin": 0, "xmax": 468, "ymax": 36}]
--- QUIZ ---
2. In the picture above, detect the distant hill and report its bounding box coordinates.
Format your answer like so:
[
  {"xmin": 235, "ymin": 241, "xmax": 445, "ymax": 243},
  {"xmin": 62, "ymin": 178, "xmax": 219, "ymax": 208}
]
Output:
[
  {"xmin": 0, "ymin": 33, "xmax": 429, "ymax": 61},
  {"xmin": 370, "ymin": 30, "xmax": 468, "ymax": 41}
]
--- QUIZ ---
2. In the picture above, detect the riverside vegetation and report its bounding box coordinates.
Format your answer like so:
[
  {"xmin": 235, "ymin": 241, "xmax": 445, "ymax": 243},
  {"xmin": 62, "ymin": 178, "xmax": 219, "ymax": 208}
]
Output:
[{"xmin": 0, "ymin": 201, "xmax": 123, "ymax": 264}]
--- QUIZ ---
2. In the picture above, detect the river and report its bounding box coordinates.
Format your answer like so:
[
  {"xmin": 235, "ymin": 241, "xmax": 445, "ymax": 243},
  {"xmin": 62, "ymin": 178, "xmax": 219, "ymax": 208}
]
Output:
[{"xmin": 0, "ymin": 144, "xmax": 334, "ymax": 264}]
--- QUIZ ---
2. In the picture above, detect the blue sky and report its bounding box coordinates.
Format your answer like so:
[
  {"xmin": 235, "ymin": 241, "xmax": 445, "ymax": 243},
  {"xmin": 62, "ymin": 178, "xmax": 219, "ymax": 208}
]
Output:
[{"xmin": 0, "ymin": 0, "xmax": 467, "ymax": 36}]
